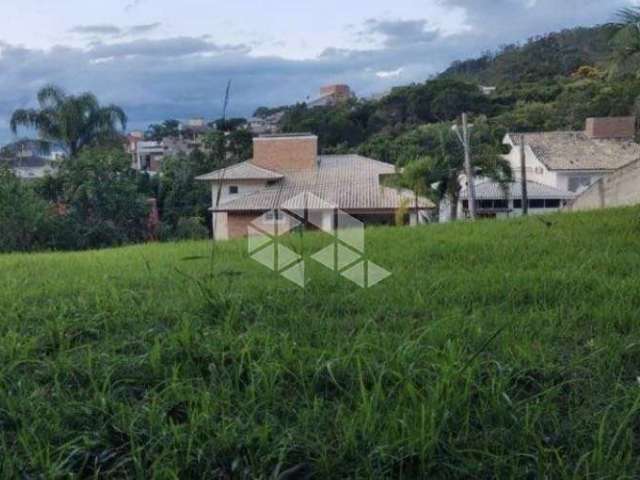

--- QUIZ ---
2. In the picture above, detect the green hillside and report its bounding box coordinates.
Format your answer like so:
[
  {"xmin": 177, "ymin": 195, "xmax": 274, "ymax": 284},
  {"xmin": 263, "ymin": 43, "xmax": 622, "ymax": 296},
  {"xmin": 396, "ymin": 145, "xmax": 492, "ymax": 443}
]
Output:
[
  {"xmin": 441, "ymin": 25, "xmax": 618, "ymax": 84},
  {"xmin": 2, "ymin": 209, "xmax": 640, "ymax": 477}
]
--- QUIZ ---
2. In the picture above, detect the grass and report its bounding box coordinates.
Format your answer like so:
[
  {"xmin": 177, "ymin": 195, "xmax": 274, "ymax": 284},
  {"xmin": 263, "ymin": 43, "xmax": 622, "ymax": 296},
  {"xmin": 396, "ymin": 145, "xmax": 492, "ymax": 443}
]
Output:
[{"xmin": 1, "ymin": 207, "xmax": 640, "ymax": 478}]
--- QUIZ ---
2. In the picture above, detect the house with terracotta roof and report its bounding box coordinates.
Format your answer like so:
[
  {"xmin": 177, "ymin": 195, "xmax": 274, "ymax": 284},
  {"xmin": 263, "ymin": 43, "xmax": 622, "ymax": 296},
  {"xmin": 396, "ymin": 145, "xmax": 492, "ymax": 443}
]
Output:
[{"xmin": 196, "ymin": 134, "xmax": 434, "ymax": 240}]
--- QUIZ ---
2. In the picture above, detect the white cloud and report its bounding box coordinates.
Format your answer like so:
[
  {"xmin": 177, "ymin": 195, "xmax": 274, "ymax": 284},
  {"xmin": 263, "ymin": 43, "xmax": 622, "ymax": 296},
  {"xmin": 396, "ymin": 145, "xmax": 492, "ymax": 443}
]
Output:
[{"xmin": 376, "ymin": 67, "xmax": 404, "ymax": 78}]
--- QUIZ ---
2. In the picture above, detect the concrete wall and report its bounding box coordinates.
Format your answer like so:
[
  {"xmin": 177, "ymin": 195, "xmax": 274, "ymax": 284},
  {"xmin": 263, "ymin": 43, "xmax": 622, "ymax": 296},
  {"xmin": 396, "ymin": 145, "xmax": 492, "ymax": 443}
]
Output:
[{"xmin": 567, "ymin": 159, "xmax": 640, "ymax": 211}]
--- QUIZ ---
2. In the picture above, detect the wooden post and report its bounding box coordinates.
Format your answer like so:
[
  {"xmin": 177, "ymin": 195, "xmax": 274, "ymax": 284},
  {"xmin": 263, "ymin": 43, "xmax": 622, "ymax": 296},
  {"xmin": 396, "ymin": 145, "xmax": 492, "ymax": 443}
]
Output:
[
  {"xmin": 520, "ymin": 135, "xmax": 529, "ymax": 216},
  {"xmin": 462, "ymin": 113, "xmax": 477, "ymax": 220}
]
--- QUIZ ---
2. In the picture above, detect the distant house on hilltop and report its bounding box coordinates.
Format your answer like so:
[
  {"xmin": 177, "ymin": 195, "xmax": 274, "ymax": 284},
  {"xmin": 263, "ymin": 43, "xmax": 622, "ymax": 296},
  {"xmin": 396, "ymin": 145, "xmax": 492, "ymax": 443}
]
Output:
[
  {"xmin": 307, "ymin": 84, "xmax": 355, "ymax": 108},
  {"xmin": 196, "ymin": 134, "xmax": 434, "ymax": 240}
]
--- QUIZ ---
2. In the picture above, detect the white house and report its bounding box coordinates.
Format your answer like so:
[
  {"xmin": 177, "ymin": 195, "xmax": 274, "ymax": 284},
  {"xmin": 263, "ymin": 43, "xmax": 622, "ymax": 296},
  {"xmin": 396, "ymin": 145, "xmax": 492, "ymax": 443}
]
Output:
[
  {"xmin": 503, "ymin": 117, "xmax": 640, "ymax": 194},
  {"xmin": 443, "ymin": 117, "xmax": 640, "ymax": 221}
]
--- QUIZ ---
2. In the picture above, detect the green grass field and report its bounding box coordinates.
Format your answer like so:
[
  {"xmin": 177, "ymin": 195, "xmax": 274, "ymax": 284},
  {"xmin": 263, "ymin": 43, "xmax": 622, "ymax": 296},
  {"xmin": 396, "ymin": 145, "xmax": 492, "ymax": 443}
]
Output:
[{"xmin": 2, "ymin": 208, "xmax": 640, "ymax": 478}]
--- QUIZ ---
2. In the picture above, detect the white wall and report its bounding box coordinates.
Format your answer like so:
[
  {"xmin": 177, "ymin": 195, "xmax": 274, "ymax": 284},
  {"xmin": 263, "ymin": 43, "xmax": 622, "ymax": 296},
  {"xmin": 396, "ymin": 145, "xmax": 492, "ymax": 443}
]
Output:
[
  {"xmin": 502, "ymin": 139, "xmax": 558, "ymax": 188},
  {"xmin": 210, "ymin": 179, "xmax": 272, "ymax": 208}
]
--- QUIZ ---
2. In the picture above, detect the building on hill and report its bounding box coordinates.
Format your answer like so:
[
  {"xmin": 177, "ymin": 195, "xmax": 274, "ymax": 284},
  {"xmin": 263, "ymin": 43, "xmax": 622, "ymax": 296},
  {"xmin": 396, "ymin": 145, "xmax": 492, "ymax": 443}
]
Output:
[
  {"xmin": 246, "ymin": 111, "xmax": 284, "ymax": 135},
  {"xmin": 307, "ymin": 84, "xmax": 355, "ymax": 108},
  {"xmin": 196, "ymin": 134, "xmax": 434, "ymax": 240}
]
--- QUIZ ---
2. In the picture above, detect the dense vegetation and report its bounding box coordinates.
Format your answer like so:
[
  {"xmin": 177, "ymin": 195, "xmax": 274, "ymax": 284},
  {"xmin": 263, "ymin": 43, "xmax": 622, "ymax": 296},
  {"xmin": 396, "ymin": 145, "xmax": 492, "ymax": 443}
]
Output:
[{"xmin": 1, "ymin": 208, "xmax": 640, "ymax": 477}]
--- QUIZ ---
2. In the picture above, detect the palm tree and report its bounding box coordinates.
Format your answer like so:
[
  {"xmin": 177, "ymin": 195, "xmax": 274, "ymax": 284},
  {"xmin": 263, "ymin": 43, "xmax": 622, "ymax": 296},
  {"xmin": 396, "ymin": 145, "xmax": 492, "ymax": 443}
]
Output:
[
  {"xmin": 10, "ymin": 85, "xmax": 127, "ymax": 157},
  {"xmin": 397, "ymin": 122, "xmax": 512, "ymax": 221},
  {"xmin": 610, "ymin": 7, "xmax": 640, "ymax": 73}
]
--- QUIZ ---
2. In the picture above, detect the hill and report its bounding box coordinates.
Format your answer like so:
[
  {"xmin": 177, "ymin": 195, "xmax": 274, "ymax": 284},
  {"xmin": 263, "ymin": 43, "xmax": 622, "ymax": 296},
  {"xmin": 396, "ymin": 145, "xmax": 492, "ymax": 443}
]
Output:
[
  {"xmin": 1, "ymin": 208, "xmax": 640, "ymax": 477},
  {"xmin": 441, "ymin": 25, "xmax": 618, "ymax": 84}
]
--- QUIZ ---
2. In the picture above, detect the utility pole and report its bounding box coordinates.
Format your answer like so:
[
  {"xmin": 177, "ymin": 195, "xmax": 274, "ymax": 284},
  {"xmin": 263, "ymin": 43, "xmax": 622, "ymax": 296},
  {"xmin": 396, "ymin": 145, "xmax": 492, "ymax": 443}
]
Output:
[
  {"xmin": 519, "ymin": 134, "xmax": 529, "ymax": 216},
  {"xmin": 460, "ymin": 113, "xmax": 477, "ymax": 220}
]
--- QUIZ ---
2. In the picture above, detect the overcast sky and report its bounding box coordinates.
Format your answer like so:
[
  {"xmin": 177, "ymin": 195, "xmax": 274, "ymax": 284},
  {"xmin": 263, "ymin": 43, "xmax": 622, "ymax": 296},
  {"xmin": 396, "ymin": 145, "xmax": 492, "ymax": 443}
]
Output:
[{"xmin": 0, "ymin": 0, "xmax": 636, "ymax": 143}]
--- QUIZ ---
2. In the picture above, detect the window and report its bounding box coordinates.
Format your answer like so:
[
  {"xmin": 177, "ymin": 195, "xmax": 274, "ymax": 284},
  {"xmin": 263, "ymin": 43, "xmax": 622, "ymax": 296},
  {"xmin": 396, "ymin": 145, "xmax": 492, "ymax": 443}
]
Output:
[
  {"xmin": 228, "ymin": 185, "xmax": 239, "ymax": 194},
  {"xmin": 462, "ymin": 200, "xmax": 469, "ymax": 209},
  {"xmin": 513, "ymin": 199, "xmax": 522, "ymax": 209},
  {"xmin": 265, "ymin": 209, "xmax": 280, "ymax": 221},
  {"xmin": 545, "ymin": 199, "xmax": 561, "ymax": 208},
  {"xmin": 266, "ymin": 180, "xmax": 278, "ymax": 187},
  {"xmin": 568, "ymin": 176, "xmax": 591, "ymax": 193},
  {"xmin": 529, "ymin": 199, "xmax": 545, "ymax": 209},
  {"xmin": 493, "ymin": 200, "xmax": 508, "ymax": 209}
]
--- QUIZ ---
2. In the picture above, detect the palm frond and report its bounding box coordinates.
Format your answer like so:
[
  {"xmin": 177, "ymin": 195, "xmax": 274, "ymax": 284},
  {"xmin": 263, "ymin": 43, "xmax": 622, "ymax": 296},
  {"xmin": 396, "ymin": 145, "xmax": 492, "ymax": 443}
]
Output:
[
  {"xmin": 37, "ymin": 85, "xmax": 66, "ymax": 108},
  {"xmin": 615, "ymin": 7, "xmax": 640, "ymax": 27},
  {"xmin": 9, "ymin": 109, "xmax": 42, "ymax": 134}
]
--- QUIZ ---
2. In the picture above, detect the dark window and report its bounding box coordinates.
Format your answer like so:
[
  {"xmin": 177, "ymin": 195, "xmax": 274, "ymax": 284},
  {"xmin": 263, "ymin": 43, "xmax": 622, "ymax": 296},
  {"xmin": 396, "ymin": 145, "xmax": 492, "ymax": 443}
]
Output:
[
  {"xmin": 266, "ymin": 180, "xmax": 278, "ymax": 187},
  {"xmin": 479, "ymin": 200, "xmax": 493, "ymax": 209},
  {"xmin": 462, "ymin": 200, "xmax": 469, "ymax": 209},
  {"xmin": 513, "ymin": 199, "xmax": 522, "ymax": 209},
  {"xmin": 228, "ymin": 185, "xmax": 239, "ymax": 194},
  {"xmin": 265, "ymin": 209, "xmax": 281, "ymax": 221},
  {"xmin": 529, "ymin": 199, "xmax": 544, "ymax": 209},
  {"xmin": 545, "ymin": 199, "xmax": 561, "ymax": 208},
  {"xmin": 494, "ymin": 200, "xmax": 508, "ymax": 209}
]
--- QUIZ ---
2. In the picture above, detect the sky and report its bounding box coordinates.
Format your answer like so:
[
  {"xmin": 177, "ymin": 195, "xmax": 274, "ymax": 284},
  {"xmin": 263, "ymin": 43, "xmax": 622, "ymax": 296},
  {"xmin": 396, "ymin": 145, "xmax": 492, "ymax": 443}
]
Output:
[{"xmin": 0, "ymin": 0, "xmax": 637, "ymax": 143}]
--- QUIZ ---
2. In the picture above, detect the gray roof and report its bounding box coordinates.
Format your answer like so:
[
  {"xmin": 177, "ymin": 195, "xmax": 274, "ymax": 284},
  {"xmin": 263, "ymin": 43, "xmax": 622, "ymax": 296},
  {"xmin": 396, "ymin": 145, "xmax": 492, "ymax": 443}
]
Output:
[
  {"xmin": 460, "ymin": 181, "xmax": 575, "ymax": 200},
  {"xmin": 195, "ymin": 161, "xmax": 284, "ymax": 181},
  {"xmin": 209, "ymin": 154, "xmax": 434, "ymax": 211},
  {"xmin": 506, "ymin": 132, "xmax": 640, "ymax": 171}
]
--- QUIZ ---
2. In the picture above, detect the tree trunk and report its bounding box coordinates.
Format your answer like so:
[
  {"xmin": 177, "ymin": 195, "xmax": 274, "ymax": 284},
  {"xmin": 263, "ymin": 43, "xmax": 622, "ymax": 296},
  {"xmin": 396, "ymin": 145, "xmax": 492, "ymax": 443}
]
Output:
[{"xmin": 449, "ymin": 192, "xmax": 459, "ymax": 221}]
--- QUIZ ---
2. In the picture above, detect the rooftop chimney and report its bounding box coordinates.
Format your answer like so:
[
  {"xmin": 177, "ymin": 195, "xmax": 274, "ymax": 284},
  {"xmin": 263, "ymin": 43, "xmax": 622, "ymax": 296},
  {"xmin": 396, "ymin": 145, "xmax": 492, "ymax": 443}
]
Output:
[
  {"xmin": 585, "ymin": 117, "xmax": 636, "ymax": 140},
  {"xmin": 251, "ymin": 134, "xmax": 318, "ymax": 171}
]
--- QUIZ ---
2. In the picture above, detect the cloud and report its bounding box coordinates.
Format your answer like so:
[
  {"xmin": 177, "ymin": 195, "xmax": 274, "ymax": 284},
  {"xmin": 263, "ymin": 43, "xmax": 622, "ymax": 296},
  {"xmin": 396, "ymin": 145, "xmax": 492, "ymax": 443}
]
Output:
[
  {"xmin": 439, "ymin": 0, "xmax": 629, "ymax": 44},
  {"xmin": 376, "ymin": 67, "xmax": 404, "ymax": 78},
  {"xmin": 70, "ymin": 24, "xmax": 122, "ymax": 36},
  {"xmin": 0, "ymin": 1, "xmax": 634, "ymax": 144},
  {"xmin": 88, "ymin": 37, "xmax": 249, "ymax": 59},
  {"xmin": 69, "ymin": 22, "xmax": 162, "ymax": 38},
  {"xmin": 362, "ymin": 19, "xmax": 440, "ymax": 47}
]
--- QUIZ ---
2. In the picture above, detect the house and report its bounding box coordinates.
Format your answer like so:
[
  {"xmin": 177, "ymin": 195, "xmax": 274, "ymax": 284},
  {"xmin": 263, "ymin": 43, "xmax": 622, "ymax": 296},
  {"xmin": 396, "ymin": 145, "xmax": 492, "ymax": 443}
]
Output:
[
  {"xmin": 479, "ymin": 85, "xmax": 496, "ymax": 95},
  {"xmin": 0, "ymin": 139, "xmax": 65, "ymax": 179},
  {"xmin": 132, "ymin": 140, "xmax": 168, "ymax": 173},
  {"xmin": 307, "ymin": 84, "xmax": 355, "ymax": 108},
  {"xmin": 0, "ymin": 155, "xmax": 58, "ymax": 179},
  {"xmin": 503, "ymin": 117, "xmax": 640, "ymax": 194},
  {"xmin": 246, "ymin": 112, "xmax": 284, "ymax": 135},
  {"xmin": 129, "ymin": 132, "xmax": 206, "ymax": 174},
  {"xmin": 442, "ymin": 117, "xmax": 640, "ymax": 221},
  {"xmin": 457, "ymin": 180, "xmax": 574, "ymax": 219},
  {"xmin": 196, "ymin": 134, "xmax": 434, "ymax": 240}
]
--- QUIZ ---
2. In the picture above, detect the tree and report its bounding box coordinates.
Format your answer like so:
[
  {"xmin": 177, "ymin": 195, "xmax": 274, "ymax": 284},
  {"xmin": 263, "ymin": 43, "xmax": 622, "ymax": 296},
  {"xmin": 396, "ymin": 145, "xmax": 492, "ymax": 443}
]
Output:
[
  {"xmin": 0, "ymin": 166, "xmax": 47, "ymax": 252},
  {"xmin": 145, "ymin": 120, "xmax": 181, "ymax": 141},
  {"xmin": 611, "ymin": 7, "xmax": 640, "ymax": 72},
  {"xmin": 52, "ymin": 148, "xmax": 149, "ymax": 249},
  {"xmin": 395, "ymin": 157, "xmax": 442, "ymax": 220},
  {"xmin": 10, "ymin": 85, "xmax": 127, "ymax": 157},
  {"xmin": 396, "ymin": 122, "xmax": 513, "ymax": 221},
  {"xmin": 158, "ymin": 151, "xmax": 210, "ymax": 236}
]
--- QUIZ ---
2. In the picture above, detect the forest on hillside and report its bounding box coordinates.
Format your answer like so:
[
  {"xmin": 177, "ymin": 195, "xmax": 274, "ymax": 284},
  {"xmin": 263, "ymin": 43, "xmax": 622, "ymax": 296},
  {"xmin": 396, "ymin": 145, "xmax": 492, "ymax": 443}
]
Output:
[{"xmin": 261, "ymin": 20, "xmax": 640, "ymax": 165}]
